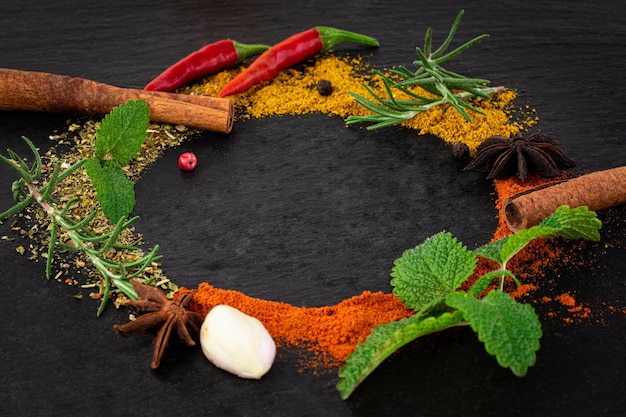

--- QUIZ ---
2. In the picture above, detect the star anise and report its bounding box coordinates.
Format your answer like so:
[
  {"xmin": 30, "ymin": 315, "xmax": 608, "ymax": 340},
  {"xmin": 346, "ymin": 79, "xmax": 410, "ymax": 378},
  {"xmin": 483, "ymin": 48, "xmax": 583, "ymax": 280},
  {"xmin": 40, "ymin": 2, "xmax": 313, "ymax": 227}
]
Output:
[
  {"xmin": 113, "ymin": 279, "xmax": 203, "ymax": 369},
  {"xmin": 464, "ymin": 133, "xmax": 576, "ymax": 180}
]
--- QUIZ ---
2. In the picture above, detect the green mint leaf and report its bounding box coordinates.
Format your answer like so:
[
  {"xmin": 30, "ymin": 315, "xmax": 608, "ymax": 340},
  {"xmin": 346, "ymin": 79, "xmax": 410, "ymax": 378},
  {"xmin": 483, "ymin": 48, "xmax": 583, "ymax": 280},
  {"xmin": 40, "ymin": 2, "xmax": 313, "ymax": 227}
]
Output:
[
  {"xmin": 94, "ymin": 100, "xmax": 149, "ymax": 164},
  {"xmin": 84, "ymin": 159, "xmax": 135, "ymax": 222},
  {"xmin": 446, "ymin": 290, "xmax": 541, "ymax": 376},
  {"xmin": 475, "ymin": 206, "xmax": 602, "ymax": 268},
  {"xmin": 391, "ymin": 232, "xmax": 477, "ymax": 312},
  {"xmin": 499, "ymin": 227, "xmax": 552, "ymax": 266},
  {"xmin": 539, "ymin": 205, "xmax": 602, "ymax": 241},
  {"xmin": 473, "ymin": 238, "xmax": 507, "ymax": 265},
  {"xmin": 336, "ymin": 310, "xmax": 465, "ymax": 399},
  {"xmin": 499, "ymin": 205, "xmax": 601, "ymax": 266}
]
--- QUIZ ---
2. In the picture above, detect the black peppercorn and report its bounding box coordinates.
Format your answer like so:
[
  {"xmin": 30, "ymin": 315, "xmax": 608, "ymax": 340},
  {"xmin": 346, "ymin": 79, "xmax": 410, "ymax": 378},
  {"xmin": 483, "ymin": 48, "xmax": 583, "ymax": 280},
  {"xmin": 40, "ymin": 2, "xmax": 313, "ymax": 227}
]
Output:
[
  {"xmin": 316, "ymin": 79, "xmax": 333, "ymax": 96},
  {"xmin": 452, "ymin": 141, "xmax": 470, "ymax": 160}
]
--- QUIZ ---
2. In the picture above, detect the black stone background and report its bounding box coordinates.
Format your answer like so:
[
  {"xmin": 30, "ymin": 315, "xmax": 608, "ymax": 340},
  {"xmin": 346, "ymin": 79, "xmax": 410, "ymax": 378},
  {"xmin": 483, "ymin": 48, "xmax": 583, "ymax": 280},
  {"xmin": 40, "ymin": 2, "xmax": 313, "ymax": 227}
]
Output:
[{"xmin": 0, "ymin": 1, "xmax": 624, "ymax": 416}]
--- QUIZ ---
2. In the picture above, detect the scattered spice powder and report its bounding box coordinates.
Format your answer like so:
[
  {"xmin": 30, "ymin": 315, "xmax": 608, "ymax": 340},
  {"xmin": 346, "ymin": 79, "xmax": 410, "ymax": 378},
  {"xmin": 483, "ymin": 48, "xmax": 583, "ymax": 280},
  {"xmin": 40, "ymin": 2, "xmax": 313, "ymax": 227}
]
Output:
[
  {"xmin": 185, "ymin": 54, "xmax": 376, "ymax": 119},
  {"xmin": 473, "ymin": 175, "xmax": 602, "ymax": 324},
  {"xmin": 405, "ymin": 88, "xmax": 526, "ymax": 152},
  {"xmin": 486, "ymin": 175, "xmax": 574, "ymax": 296},
  {"xmin": 14, "ymin": 120, "xmax": 192, "ymax": 298},
  {"xmin": 473, "ymin": 175, "xmax": 578, "ymax": 299},
  {"xmin": 556, "ymin": 292, "xmax": 577, "ymax": 307},
  {"xmin": 541, "ymin": 292, "xmax": 593, "ymax": 323}
]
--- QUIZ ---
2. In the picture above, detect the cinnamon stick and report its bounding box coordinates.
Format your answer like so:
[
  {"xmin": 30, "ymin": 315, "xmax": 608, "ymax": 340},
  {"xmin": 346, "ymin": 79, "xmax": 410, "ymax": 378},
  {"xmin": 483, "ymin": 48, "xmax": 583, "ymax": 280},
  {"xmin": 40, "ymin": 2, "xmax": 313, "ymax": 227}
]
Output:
[
  {"xmin": 0, "ymin": 68, "xmax": 233, "ymax": 133},
  {"xmin": 502, "ymin": 166, "xmax": 626, "ymax": 232}
]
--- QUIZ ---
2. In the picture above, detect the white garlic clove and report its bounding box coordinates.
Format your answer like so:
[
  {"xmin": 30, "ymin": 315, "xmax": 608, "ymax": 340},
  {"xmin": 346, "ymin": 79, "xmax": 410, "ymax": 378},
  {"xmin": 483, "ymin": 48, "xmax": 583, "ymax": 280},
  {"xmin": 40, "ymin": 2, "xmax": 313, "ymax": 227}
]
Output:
[{"xmin": 200, "ymin": 304, "xmax": 276, "ymax": 379}]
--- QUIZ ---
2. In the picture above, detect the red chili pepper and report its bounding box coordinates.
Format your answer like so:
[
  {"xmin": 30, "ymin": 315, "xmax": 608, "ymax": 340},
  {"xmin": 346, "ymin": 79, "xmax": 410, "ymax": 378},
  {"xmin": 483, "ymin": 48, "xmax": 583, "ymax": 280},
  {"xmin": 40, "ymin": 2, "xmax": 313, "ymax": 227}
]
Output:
[
  {"xmin": 218, "ymin": 26, "xmax": 379, "ymax": 97},
  {"xmin": 145, "ymin": 40, "xmax": 270, "ymax": 92}
]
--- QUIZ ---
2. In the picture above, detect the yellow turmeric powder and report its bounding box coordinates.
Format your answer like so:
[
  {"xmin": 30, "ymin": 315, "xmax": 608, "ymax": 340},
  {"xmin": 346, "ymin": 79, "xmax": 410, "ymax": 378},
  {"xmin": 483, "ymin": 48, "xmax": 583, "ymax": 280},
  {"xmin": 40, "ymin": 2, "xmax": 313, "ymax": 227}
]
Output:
[{"xmin": 185, "ymin": 53, "xmax": 537, "ymax": 153}]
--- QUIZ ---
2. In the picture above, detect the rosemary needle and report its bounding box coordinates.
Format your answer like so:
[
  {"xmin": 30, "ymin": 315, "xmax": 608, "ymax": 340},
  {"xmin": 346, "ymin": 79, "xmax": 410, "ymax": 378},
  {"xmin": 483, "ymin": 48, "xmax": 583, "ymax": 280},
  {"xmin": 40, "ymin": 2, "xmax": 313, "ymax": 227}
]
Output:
[{"xmin": 346, "ymin": 10, "xmax": 505, "ymax": 130}]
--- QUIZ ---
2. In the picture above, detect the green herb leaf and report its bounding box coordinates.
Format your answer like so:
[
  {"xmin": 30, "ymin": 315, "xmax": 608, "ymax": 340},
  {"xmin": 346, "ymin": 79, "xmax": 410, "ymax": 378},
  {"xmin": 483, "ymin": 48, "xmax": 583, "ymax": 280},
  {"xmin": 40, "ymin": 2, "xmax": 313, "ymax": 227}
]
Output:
[
  {"xmin": 338, "ymin": 205, "xmax": 602, "ymax": 398},
  {"xmin": 94, "ymin": 100, "xmax": 149, "ymax": 164},
  {"xmin": 391, "ymin": 232, "xmax": 476, "ymax": 312},
  {"xmin": 84, "ymin": 159, "xmax": 135, "ymax": 223},
  {"xmin": 539, "ymin": 205, "xmax": 602, "ymax": 241},
  {"xmin": 446, "ymin": 290, "xmax": 541, "ymax": 376},
  {"xmin": 337, "ymin": 310, "xmax": 465, "ymax": 399},
  {"xmin": 472, "ymin": 238, "xmax": 505, "ymax": 264},
  {"xmin": 475, "ymin": 205, "xmax": 602, "ymax": 266}
]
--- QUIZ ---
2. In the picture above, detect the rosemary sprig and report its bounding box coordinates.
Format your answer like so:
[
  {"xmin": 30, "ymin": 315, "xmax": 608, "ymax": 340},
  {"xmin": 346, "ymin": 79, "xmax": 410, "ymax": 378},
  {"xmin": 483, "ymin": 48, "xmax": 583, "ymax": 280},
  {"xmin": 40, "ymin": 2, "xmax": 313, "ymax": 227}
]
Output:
[
  {"xmin": 346, "ymin": 10, "xmax": 505, "ymax": 130},
  {"xmin": 1, "ymin": 136, "xmax": 161, "ymax": 316}
]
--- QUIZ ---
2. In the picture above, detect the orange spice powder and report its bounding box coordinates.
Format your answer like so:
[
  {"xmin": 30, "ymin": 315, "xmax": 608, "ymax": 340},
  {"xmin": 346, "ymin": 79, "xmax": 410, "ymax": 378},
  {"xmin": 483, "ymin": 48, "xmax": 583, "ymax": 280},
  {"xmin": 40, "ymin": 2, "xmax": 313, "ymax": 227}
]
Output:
[
  {"xmin": 540, "ymin": 292, "xmax": 593, "ymax": 323},
  {"xmin": 492, "ymin": 175, "xmax": 572, "ymax": 287},
  {"xmin": 482, "ymin": 175, "xmax": 599, "ymax": 323},
  {"xmin": 180, "ymin": 284, "xmax": 412, "ymax": 366},
  {"xmin": 462, "ymin": 175, "xmax": 564, "ymax": 298},
  {"xmin": 556, "ymin": 292, "xmax": 576, "ymax": 307}
]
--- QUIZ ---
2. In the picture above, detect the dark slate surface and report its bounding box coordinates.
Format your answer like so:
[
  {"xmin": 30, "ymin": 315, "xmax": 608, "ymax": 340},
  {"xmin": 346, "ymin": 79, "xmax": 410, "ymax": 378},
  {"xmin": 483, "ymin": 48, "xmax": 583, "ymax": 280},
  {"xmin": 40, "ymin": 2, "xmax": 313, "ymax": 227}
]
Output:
[{"xmin": 0, "ymin": 1, "xmax": 624, "ymax": 416}]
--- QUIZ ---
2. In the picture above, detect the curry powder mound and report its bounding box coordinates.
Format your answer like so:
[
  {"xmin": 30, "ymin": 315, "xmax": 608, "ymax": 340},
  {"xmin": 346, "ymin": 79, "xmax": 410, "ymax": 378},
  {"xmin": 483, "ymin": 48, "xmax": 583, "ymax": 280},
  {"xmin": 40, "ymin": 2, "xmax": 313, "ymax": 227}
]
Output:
[{"xmin": 187, "ymin": 53, "xmax": 536, "ymax": 153}]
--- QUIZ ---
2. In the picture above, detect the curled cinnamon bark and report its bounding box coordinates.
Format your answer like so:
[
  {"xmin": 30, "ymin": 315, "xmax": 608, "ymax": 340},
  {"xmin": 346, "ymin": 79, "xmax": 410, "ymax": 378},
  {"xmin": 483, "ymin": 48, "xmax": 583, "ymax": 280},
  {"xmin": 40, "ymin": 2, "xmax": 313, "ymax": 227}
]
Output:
[
  {"xmin": 503, "ymin": 166, "xmax": 626, "ymax": 232},
  {"xmin": 0, "ymin": 68, "xmax": 233, "ymax": 133}
]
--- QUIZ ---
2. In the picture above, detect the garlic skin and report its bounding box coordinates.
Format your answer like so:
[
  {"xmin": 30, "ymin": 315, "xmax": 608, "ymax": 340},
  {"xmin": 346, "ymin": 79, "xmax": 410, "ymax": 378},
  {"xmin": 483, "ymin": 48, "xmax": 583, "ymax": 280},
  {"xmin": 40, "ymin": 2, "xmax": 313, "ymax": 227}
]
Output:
[{"xmin": 200, "ymin": 304, "xmax": 276, "ymax": 379}]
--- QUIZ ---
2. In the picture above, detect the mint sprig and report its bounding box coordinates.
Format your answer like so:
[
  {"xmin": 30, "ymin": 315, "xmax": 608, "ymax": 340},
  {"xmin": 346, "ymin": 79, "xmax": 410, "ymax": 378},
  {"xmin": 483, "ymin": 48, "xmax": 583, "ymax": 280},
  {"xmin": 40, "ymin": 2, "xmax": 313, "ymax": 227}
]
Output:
[
  {"xmin": 85, "ymin": 100, "xmax": 150, "ymax": 222},
  {"xmin": 337, "ymin": 205, "xmax": 601, "ymax": 399}
]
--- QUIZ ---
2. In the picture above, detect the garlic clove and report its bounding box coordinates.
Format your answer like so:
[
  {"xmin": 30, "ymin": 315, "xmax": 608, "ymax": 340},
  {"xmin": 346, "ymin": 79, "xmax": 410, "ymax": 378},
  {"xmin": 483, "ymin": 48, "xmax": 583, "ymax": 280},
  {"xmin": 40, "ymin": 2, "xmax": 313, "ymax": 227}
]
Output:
[{"xmin": 200, "ymin": 304, "xmax": 276, "ymax": 379}]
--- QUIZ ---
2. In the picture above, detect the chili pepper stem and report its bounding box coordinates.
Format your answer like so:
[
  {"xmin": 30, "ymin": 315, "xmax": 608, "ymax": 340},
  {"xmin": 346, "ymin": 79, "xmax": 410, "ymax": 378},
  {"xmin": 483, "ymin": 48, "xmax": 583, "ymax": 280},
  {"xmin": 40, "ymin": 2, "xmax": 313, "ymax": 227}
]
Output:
[
  {"xmin": 316, "ymin": 26, "xmax": 379, "ymax": 51},
  {"xmin": 232, "ymin": 41, "xmax": 271, "ymax": 63}
]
